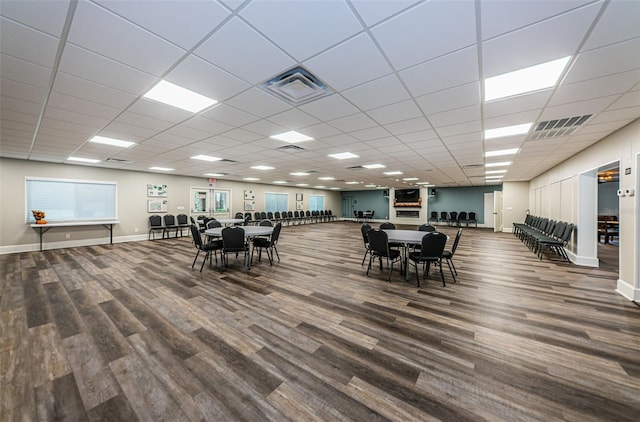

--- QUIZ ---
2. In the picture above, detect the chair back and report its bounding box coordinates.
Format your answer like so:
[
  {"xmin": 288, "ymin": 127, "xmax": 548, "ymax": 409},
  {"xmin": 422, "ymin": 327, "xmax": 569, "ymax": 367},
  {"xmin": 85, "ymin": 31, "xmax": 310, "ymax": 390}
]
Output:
[
  {"xmin": 449, "ymin": 211, "xmax": 458, "ymax": 221},
  {"xmin": 288, "ymin": 211, "xmax": 294, "ymax": 219},
  {"xmin": 207, "ymin": 219, "xmax": 222, "ymax": 229},
  {"xmin": 260, "ymin": 212, "xmax": 267, "ymax": 220},
  {"xmin": 430, "ymin": 211, "xmax": 438, "ymax": 219},
  {"xmin": 458, "ymin": 211, "xmax": 467, "ymax": 221},
  {"xmin": 419, "ymin": 232, "xmax": 447, "ymax": 259},
  {"xmin": 418, "ymin": 224, "xmax": 436, "ymax": 232},
  {"xmin": 361, "ymin": 224, "xmax": 372, "ymax": 246},
  {"xmin": 234, "ymin": 212, "xmax": 243, "ymax": 219},
  {"xmin": 222, "ymin": 227, "xmax": 246, "ymax": 252},
  {"xmin": 190, "ymin": 224, "xmax": 203, "ymax": 248},
  {"xmin": 259, "ymin": 219, "xmax": 273, "ymax": 227},
  {"xmin": 440, "ymin": 211, "xmax": 448, "ymax": 220},
  {"xmin": 562, "ymin": 224, "xmax": 574, "ymax": 242},
  {"xmin": 190, "ymin": 216, "xmax": 197, "ymax": 225},
  {"xmin": 244, "ymin": 212, "xmax": 252, "ymax": 222},
  {"xmin": 450, "ymin": 228, "xmax": 463, "ymax": 254},
  {"xmin": 177, "ymin": 214, "xmax": 188, "ymax": 225},
  {"xmin": 367, "ymin": 229, "xmax": 392, "ymax": 257},
  {"xmin": 163, "ymin": 214, "xmax": 176, "ymax": 226},
  {"xmin": 149, "ymin": 215, "xmax": 163, "ymax": 227},
  {"xmin": 380, "ymin": 222, "xmax": 396, "ymax": 230},
  {"xmin": 270, "ymin": 222, "xmax": 282, "ymax": 244},
  {"xmin": 267, "ymin": 211, "xmax": 274, "ymax": 220}
]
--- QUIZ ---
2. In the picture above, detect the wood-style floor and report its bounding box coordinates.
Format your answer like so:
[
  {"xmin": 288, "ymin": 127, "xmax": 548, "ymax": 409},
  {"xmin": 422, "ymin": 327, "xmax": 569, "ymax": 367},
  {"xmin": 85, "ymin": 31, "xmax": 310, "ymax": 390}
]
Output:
[{"xmin": 2, "ymin": 221, "xmax": 639, "ymax": 421}]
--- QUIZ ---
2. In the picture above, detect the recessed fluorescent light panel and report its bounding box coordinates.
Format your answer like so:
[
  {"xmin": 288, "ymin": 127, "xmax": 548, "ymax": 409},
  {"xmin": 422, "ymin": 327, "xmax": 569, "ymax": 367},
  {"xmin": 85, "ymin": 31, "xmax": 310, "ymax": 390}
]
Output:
[
  {"xmin": 204, "ymin": 173, "xmax": 225, "ymax": 177},
  {"xmin": 143, "ymin": 80, "xmax": 217, "ymax": 113},
  {"xmin": 251, "ymin": 165, "xmax": 274, "ymax": 170},
  {"xmin": 318, "ymin": 176, "xmax": 335, "ymax": 180},
  {"xmin": 485, "ymin": 123, "xmax": 532, "ymax": 140},
  {"xmin": 384, "ymin": 171, "xmax": 403, "ymax": 175},
  {"xmin": 403, "ymin": 177, "xmax": 419, "ymax": 181},
  {"xmin": 345, "ymin": 181, "xmax": 360, "ymax": 184},
  {"xmin": 89, "ymin": 136, "xmax": 135, "ymax": 148},
  {"xmin": 485, "ymin": 148, "xmax": 520, "ymax": 157},
  {"xmin": 328, "ymin": 152, "xmax": 359, "ymax": 160},
  {"xmin": 270, "ymin": 131, "xmax": 314, "ymax": 143},
  {"xmin": 149, "ymin": 166, "xmax": 173, "ymax": 171},
  {"xmin": 486, "ymin": 170, "xmax": 507, "ymax": 174},
  {"xmin": 314, "ymin": 185, "xmax": 326, "ymax": 189},
  {"xmin": 273, "ymin": 180, "xmax": 288, "ymax": 184},
  {"xmin": 362, "ymin": 164, "xmax": 386, "ymax": 169},
  {"xmin": 290, "ymin": 172, "xmax": 310, "ymax": 176},
  {"xmin": 191, "ymin": 155, "xmax": 222, "ymax": 162},
  {"xmin": 68, "ymin": 156, "xmax": 100, "ymax": 163},
  {"xmin": 485, "ymin": 161, "xmax": 512, "ymax": 167},
  {"xmin": 243, "ymin": 177, "xmax": 260, "ymax": 181},
  {"xmin": 484, "ymin": 56, "xmax": 571, "ymax": 101},
  {"xmin": 296, "ymin": 183, "xmax": 309, "ymax": 187},
  {"xmin": 364, "ymin": 184, "xmax": 377, "ymax": 188}
]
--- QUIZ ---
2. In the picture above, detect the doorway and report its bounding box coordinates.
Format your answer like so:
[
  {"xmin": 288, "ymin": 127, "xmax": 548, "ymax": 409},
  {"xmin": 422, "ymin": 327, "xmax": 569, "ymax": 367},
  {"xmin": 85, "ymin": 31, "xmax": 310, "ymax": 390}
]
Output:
[
  {"xmin": 190, "ymin": 187, "xmax": 231, "ymax": 220},
  {"xmin": 596, "ymin": 162, "xmax": 620, "ymax": 273}
]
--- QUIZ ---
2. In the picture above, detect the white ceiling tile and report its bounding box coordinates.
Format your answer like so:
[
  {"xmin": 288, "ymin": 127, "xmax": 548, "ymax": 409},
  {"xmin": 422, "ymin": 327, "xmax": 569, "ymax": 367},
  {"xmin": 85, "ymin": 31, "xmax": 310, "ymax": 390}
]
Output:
[
  {"xmin": 161, "ymin": 124, "xmax": 211, "ymax": 141},
  {"xmin": 372, "ymin": 0, "xmax": 476, "ymax": 70},
  {"xmin": 67, "ymin": 1, "xmax": 186, "ymax": 76},
  {"xmin": 241, "ymin": 0, "xmax": 362, "ymax": 61},
  {"xmin": 0, "ymin": 17, "xmax": 59, "ymax": 67},
  {"xmin": 296, "ymin": 123, "xmax": 342, "ymax": 139},
  {"xmin": 182, "ymin": 116, "xmax": 234, "ymax": 136},
  {"xmin": 128, "ymin": 98, "xmax": 193, "ymax": 123},
  {"xmin": 46, "ymin": 92, "xmax": 121, "ymax": 121},
  {"xmin": 298, "ymin": 94, "xmax": 359, "ymax": 121},
  {"xmin": 42, "ymin": 106, "xmax": 112, "ymax": 128},
  {"xmin": 563, "ymin": 38, "xmax": 640, "ymax": 84},
  {"xmin": 482, "ymin": 2, "xmax": 602, "ymax": 77},
  {"xmin": 350, "ymin": 126, "xmax": 391, "ymax": 142},
  {"xmin": 1, "ymin": 78, "xmax": 47, "ymax": 104},
  {"xmin": 582, "ymin": 0, "xmax": 640, "ymax": 51},
  {"xmin": 1, "ymin": 95, "xmax": 44, "ymax": 115},
  {"xmin": 225, "ymin": 87, "xmax": 291, "ymax": 118},
  {"xmin": 221, "ymin": 128, "xmax": 263, "ymax": 142},
  {"xmin": 329, "ymin": 113, "xmax": 377, "ymax": 133},
  {"xmin": 540, "ymin": 95, "xmax": 621, "ymax": 120},
  {"xmin": 194, "ymin": 17, "xmax": 295, "ymax": 84},
  {"xmin": 397, "ymin": 130, "xmax": 439, "ymax": 144},
  {"xmin": 99, "ymin": 121, "xmax": 157, "ymax": 141},
  {"xmin": 0, "ymin": 0, "xmax": 69, "ymax": 37},
  {"xmin": 350, "ymin": 0, "xmax": 420, "ymax": 27},
  {"xmin": 428, "ymin": 105, "xmax": 481, "ymax": 128},
  {"xmin": 266, "ymin": 109, "xmax": 320, "ymax": 131},
  {"xmin": 0, "ymin": 53, "xmax": 51, "ymax": 88},
  {"xmin": 165, "ymin": 54, "xmax": 250, "ymax": 103},
  {"xmin": 588, "ymin": 107, "xmax": 640, "ymax": 125},
  {"xmin": 58, "ymin": 45, "xmax": 156, "ymax": 95},
  {"xmin": 94, "ymin": 0, "xmax": 230, "ymax": 50},
  {"xmin": 201, "ymin": 104, "xmax": 260, "ymax": 127},
  {"xmin": 484, "ymin": 110, "xmax": 540, "ymax": 129},
  {"xmin": 480, "ymin": 0, "xmax": 592, "ymax": 40},
  {"xmin": 304, "ymin": 33, "xmax": 393, "ymax": 91},
  {"xmin": 52, "ymin": 72, "xmax": 137, "ymax": 109},
  {"xmin": 415, "ymin": 82, "xmax": 480, "ymax": 116},
  {"xmin": 435, "ymin": 120, "xmax": 482, "ymax": 138},
  {"xmin": 242, "ymin": 119, "xmax": 288, "ymax": 137},
  {"xmin": 550, "ymin": 70, "xmax": 640, "ymax": 106},
  {"xmin": 384, "ymin": 117, "xmax": 432, "ymax": 136},
  {"xmin": 606, "ymin": 91, "xmax": 640, "ymax": 111},
  {"xmin": 342, "ymin": 74, "xmax": 410, "ymax": 111},
  {"xmin": 114, "ymin": 111, "xmax": 175, "ymax": 133},
  {"xmin": 400, "ymin": 47, "xmax": 478, "ymax": 97},
  {"xmin": 483, "ymin": 90, "xmax": 551, "ymax": 119},
  {"xmin": 366, "ymin": 100, "xmax": 423, "ymax": 125}
]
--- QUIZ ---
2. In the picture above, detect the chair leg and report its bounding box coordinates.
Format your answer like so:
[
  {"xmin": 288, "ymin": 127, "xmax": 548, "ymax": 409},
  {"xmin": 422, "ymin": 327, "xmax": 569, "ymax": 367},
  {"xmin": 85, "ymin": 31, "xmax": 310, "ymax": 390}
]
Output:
[
  {"xmin": 361, "ymin": 249, "xmax": 369, "ymax": 266},
  {"xmin": 192, "ymin": 250, "xmax": 200, "ymax": 269},
  {"xmin": 366, "ymin": 254, "xmax": 374, "ymax": 276},
  {"xmin": 439, "ymin": 261, "xmax": 446, "ymax": 287},
  {"xmin": 273, "ymin": 245, "xmax": 280, "ymax": 262},
  {"xmin": 414, "ymin": 261, "xmax": 420, "ymax": 287},
  {"xmin": 445, "ymin": 259, "xmax": 456, "ymax": 282},
  {"xmin": 200, "ymin": 251, "xmax": 210, "ymax": 272}
]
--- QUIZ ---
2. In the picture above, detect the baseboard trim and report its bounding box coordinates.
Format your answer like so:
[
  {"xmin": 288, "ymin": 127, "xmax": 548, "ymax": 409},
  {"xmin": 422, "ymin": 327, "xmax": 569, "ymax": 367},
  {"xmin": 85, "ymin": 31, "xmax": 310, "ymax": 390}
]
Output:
[
  {"xmin": 0, "ymin": 233, "xmax": 158, "ymax": 254},
  {"xmin": 616, "ymin": 278, "xmax": 639, "ymax": 301},
  {"xmin": 566, "ymin": 250, "xmax": 598, "ymax": 267}
]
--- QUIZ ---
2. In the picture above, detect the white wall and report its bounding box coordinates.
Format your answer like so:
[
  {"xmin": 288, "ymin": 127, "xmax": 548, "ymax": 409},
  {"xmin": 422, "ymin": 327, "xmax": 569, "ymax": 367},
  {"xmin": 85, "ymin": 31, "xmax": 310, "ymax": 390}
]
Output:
[
  {"xmin": 0, "ymin": 158, "xmax": 341, "ymax": 253},
  {"xmin": 501, "ymin": 182, "xmax": 529, "ymax": 233},
  {"xmin": 528, "ymin": 119, "xmax": 640, "ymax": 300}
]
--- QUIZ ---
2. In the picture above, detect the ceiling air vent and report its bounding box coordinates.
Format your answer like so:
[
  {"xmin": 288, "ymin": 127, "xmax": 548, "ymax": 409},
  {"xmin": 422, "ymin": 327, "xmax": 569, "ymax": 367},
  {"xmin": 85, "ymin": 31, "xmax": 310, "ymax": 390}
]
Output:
[
  {"xmin": 346, "ymin": 165, "xmax": 364, "ymax": 170},
  {"xmin": 277, "ymin": 145, "xmax": 305, "ymax": 152},
  {"xmin": 261, "ymin": 66, "xmax": 333, "ymax": 106},
  {"xmin": 219, "ymin": 159, "xmax": 237, "ymax": 163},
  {"xmin": 462, "ymin": 164, "xmax": 483, "ymax": 169},
  {"xmin": 530, "ymin": 114, "xmax": 592, "ymax": 140}
]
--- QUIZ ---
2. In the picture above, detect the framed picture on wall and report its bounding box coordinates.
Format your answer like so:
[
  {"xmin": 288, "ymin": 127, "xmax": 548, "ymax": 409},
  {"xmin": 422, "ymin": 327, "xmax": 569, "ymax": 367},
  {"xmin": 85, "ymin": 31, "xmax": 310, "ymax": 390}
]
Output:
[
  {"xmin": 244, "ymin": 200, "xmax": 255, "ymax": 211},
  {"xmin": 244, "ymin": 189, "xmax": 255, "ymax": 200},
  {"xmin": 148, "ymin": 199, "xmax": 168, "ymax": 213},
  {"xmin": 147, "ymin": 184, "xmax": 168, "ymax": 197},
  {"xmin": 296, "ymin": 202, "xmax": 303, "ymax": 210},
  {"xmin": 296, "ymin": 193, "xmax": 303, "ymax": 201}
]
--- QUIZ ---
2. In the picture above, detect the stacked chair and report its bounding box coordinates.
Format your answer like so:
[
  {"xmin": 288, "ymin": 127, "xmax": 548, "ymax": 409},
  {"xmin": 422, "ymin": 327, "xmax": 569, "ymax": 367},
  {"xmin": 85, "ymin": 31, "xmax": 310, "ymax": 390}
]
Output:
[{"xmin": 513, "ymin": 215, "xmax": 574, "ymax": 261}]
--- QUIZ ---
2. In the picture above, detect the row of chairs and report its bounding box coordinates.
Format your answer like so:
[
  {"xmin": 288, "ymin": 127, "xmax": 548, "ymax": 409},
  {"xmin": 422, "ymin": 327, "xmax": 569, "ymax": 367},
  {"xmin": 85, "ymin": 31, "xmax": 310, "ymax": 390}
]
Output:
[
  {"xmin": 428, "ymin": 211, "xmax": 477, "ymax": 227},
  {"xmin": 513, "ymin": 215, "xmax": 574, "ymax": 261},
  {"xmin": 240, "ymin": 210, "xmax": 337, "ymax": 226},
  {"xmin": 148, "ymin": 214, "xmax": 190, "ymax": 240},
  {"xmin": 360, "ymin": 223, "xmax": 462, "ymax": 287},
  {"xmin": 190, "ymin": 223, "xmax": 282, "ymax": 272}
]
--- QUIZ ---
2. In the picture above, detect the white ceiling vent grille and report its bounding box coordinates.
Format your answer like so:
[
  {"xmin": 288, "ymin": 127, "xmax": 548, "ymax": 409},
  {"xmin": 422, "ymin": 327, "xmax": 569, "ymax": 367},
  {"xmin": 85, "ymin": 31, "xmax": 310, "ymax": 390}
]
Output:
[
  {"xmin": 530, "ymin": 114, "xmax": 592, "ymax": 140},
  {"xmin": 277, "ymin": 145, "xmax": 305, "ymax": 152},
  {"xmin": 105, "ymin": 157, "xmax": 131, "ymax": 164},
  {"xmin": 261, "ymin": 66, "xmax": 333, "ymax": 106}
]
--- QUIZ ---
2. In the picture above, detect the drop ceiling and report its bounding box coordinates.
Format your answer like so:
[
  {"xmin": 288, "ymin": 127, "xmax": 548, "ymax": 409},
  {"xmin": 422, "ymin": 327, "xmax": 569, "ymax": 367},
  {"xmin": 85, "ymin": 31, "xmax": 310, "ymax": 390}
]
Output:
[{"xmin": 1, "ymin": 0, "xmax": 639, "ymax": 190}]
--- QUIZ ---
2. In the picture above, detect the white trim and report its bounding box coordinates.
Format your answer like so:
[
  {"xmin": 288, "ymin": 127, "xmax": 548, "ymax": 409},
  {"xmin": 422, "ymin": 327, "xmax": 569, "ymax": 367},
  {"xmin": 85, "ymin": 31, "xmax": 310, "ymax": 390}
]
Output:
[
  {"xmin": 0, "ymin": 234, "xmax": 155, "ymax": 255},
  {"xmin": 616, "ymin": 278, "xmax": 639, "ymax": 301},
  {"xmin": 566, "ymin": 249, "xmax": 598, "ymax": 267}
]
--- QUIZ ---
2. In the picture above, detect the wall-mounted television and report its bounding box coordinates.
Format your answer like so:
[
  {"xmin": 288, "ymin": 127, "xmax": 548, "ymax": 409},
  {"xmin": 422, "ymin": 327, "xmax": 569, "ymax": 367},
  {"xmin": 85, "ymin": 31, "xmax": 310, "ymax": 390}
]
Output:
[{"xmin": 395, "ymin": 189, "xmax": 420, "ymax": 202}]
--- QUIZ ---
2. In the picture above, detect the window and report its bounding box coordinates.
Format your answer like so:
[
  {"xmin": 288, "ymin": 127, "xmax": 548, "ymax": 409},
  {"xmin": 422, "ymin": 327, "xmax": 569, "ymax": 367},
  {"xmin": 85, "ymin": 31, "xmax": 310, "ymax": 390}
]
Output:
[
  {"xmin": 309, "ymin": 194, "xmax": 324, "ymax": 211},
  {"xmin": 265, "ymin": 192, "xmax": 288, "ymax": 212},
  {"xmin": 26, "ymin": 177, "xmax": 117, "ymax": 222}
]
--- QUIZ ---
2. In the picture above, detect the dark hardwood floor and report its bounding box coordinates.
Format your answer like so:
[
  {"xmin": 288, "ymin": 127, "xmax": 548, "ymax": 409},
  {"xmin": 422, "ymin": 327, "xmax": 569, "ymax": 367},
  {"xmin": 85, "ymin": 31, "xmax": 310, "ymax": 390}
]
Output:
[{"xmin": 2, "ymin": 221, "xmax": 639, "ymax": 421}]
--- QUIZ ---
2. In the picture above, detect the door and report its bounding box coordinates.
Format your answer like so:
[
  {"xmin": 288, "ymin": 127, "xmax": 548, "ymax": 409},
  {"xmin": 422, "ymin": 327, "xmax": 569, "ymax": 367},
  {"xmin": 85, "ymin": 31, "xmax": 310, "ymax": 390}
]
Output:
[
  {"xmin": 191, "ymin": 188, "xmax": 211, "ymax": 217},
  {"xmin": 212, "ymin": 189, "xmax": 231, "ymax": 219},
  {"xmin": 484, "ymin": 192, "xmax": 494, "ymax": 228},
  {"xmin": 343, "ymin": 195, "xmax": 354, "ymax": 218},
  {"xmin": 493, "ymin": 191, "xmax": 503, "ymax": 232}
]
